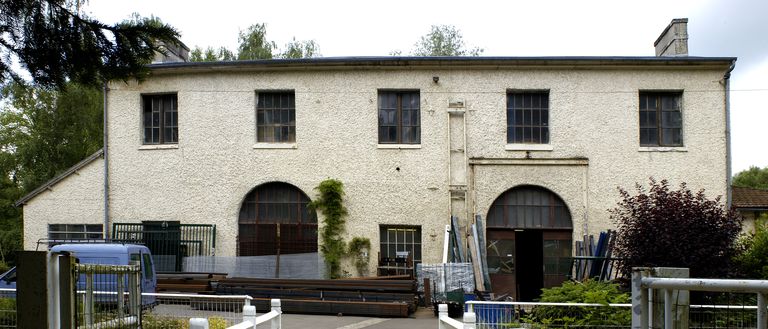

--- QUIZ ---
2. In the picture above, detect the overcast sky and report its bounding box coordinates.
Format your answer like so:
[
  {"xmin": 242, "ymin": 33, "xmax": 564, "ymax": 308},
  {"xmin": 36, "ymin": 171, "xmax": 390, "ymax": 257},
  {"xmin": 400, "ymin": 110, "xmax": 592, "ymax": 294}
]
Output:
[{"xmin": 86, "ymin": 0, "xmax": 768, "ymax": 174}]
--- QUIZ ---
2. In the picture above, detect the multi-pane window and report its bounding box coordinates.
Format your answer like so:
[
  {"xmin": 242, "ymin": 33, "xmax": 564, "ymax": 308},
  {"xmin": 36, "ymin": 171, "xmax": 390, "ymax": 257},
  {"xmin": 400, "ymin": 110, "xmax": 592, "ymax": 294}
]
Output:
[
  {"xmin": 378, "ymin": 91, "xmax": 420, "ymax": 144},
  {"xmin": 142, "ymin": 94, "xmax": 178, "ymax": 144},
  {"xmin": 48, "ymin": 224, "xmax": 103, "ymax": 240},
  {"xmin": 379, "ymin": 225, "xmax": 422, "ymax": 265},
  {"xmin": 507, "ymin": 92, "xmax": 549, "ymax": 144},
  {"xmin": 639, "ymin": 92, "xmax": 683, "ymax": 146},
  {"xmin": 257, "ymin": 92, "xmax": 296, "ymax": 143}
]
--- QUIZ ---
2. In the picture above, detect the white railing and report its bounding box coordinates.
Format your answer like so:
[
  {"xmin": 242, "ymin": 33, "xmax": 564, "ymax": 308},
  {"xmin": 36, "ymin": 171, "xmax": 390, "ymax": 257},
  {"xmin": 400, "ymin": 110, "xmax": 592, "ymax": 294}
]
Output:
[
  {"xmin": 633, "ymin": 269, "xmax": 768, "ymax": 329},
  {"xmin": 438, "ymin": 303, "xmax": 476, "ymax": 329},
  {"xmin": 190, "ymin": 299, "xmax": 282, "ymax": 329}
]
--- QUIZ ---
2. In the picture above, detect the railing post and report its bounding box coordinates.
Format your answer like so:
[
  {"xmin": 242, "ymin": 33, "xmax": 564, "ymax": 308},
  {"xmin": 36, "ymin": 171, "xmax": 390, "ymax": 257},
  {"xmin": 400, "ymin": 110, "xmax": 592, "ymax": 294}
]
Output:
[
  {"xmin": 189, "ymin": 318, "xmax": 209, "ymax": 329},
  {"xmin": 85, "ymin": 272, "xmax": 94, "ymax": 328},
  {"xmin": 463, "ymin": 310, "xmax": 477, "ymax": 329},
  {"xmin": 116, "ymin": 272, "xmax": 124, "ymax": 319},
  {"xmin": 757, "ymin": 292, "xmax": 768, "ymax": 329},
  {"xmin": 243, "ymin": 303, "xmax": 257, "ymax": 328},
  {"xmin": 632, "ymin": 268, "xmax": 650, "ymax": 329},
  {"xmin": 271, "ymin": 299, "xmax": 282, "ymax": 329},
  {"xmin": 438, "ymin": 304, "xmax": 448, "ymax": 329},
  {"xmin": 664, "ymin": 288, "xmax": 673, "ymax": 329}
]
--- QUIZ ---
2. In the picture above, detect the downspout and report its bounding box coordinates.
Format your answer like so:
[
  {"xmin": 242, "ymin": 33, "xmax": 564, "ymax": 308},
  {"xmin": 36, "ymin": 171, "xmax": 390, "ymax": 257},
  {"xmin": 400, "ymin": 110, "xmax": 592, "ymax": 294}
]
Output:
[
  {"xmin": 103, "ymin": 82, "xmax": 110, "ymax": 238},
  {"xmin": 724, "ymin": 61, "xmax": 736, "ymax": 208}
]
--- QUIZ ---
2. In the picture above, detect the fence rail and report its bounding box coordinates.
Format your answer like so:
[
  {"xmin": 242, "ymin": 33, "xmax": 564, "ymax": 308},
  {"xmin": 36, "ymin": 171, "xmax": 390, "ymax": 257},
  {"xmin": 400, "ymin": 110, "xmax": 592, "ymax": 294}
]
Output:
[{"xmin": 190, "ymin": 299, "xmax": 282, "ymax": 329}]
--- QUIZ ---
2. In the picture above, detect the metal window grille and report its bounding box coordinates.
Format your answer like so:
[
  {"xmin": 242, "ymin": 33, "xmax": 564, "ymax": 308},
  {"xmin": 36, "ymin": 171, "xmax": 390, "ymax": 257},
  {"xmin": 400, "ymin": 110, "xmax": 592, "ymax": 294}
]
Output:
[
  {"xmin": 378, "ymin": 91, "xmax": 421, "ymax": 144},
  {"xmin": 48, "ymin": 224, "xmax": 103, "ymax": 240},
  {"xmin": 507, "ymin": 91, "xmax": 549, "ymax": 144},
  {"xmin": 379, "ymin": 226, "xmax": 422, "ymax": 264},
  {"xmin": 257, "ymin": 92, "xmax": 296, "ymax": 143}
]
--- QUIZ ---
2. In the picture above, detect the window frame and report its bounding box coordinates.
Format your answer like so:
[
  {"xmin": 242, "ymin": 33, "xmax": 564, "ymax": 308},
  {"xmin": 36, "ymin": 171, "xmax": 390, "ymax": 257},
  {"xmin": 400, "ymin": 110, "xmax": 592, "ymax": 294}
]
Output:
[
  {"xmin": 255, "ymin": 90, "xmax": 296, "ymax": 144},
  {"xmin": 379, "ymin": 225, "xmax": 422, "ymax": 265},
  {"xmin": 377, "ymin": 90, "xmax": 421, "ymax": 145},
  {"xmin": 506, "ymin": 90, "xmax": 550, "ymax": 145},
  {"xmin": 48, "ymin": 224, "xmax": 103, "ymax": 240},
  {"xmin": 639, "ymin": 91, "xmax": 684, "ymax": 147},
  {"xmin": 141, "ymin": 93, "xmax": 179, "ymax": 145}
]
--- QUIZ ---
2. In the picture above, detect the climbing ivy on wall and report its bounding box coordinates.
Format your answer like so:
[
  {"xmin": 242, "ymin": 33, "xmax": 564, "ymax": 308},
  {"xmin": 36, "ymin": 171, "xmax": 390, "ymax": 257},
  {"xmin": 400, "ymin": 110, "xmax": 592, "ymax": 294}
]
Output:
[{"xmin": 309, "ymin": 179, "xmax": 348, "ymax": 279}]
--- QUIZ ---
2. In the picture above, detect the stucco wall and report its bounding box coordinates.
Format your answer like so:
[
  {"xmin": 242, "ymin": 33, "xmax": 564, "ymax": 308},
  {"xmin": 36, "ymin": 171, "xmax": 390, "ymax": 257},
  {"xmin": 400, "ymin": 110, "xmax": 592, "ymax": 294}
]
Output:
[
  {"xmin": 22, "ymin": 64, "xmax": 729, "ymax": 275},
  {"xmin": 22, "ymin": 157, "xmax": 105, "ymax": 250}
]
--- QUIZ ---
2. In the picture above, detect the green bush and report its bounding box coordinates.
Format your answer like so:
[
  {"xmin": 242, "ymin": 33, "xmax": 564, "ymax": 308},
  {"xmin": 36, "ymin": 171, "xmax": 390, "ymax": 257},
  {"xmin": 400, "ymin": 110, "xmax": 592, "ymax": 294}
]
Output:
[
  {"xmin": 525, "ymin": 280, "xmax": 630, "ymax": 328},
  {"xmin": 142, "ymin": 314, "xmax": 189, "ymax": 329},
  {"xmin": 734, "ymin": 219, "xmax": 768, "ymax": 279}
]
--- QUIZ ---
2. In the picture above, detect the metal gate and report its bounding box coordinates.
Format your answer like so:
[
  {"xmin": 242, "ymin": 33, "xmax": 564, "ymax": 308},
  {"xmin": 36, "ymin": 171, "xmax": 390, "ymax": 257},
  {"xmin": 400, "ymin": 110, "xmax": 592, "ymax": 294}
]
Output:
[{"xmin": 112, "ymin": 222, "xmax": 216, "ymax": 272}]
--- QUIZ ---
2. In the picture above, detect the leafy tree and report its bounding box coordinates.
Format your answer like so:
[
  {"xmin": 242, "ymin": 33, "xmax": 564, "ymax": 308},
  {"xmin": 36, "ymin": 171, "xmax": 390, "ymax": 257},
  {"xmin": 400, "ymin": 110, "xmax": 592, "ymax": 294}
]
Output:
[
  {"xmin": 733, "ymin": 166, "xmax": 768, "ymax": 190},
  {"xmin": 0, "ymin": 0, "xmax": 182, "ymax": 88},
  {"xmin": 237, "ymin": 23, "xmax": 276, "ymax": 60},
  {"xmin": 611, "ymin": 178, "xmax": 742, "ymax": 278},
  {"xmin": 279, "ymin": 38, "xmax": 320, "ymax": 59},
  {"xmin": 410, "ymin": 25, "xmax": 483, "ymax": 56},
  {"xmin": 0, "ymin": 81, "xmax": 103, "ymax": 192},
  {"xmin": 189, "ymin": 46, "xmax": 235, "ymax": 62}
]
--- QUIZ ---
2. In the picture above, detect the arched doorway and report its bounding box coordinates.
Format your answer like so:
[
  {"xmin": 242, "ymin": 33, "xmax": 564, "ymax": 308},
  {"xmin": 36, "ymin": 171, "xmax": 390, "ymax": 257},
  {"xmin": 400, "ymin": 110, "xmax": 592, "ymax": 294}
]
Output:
[
  {"xmin": 486, "ymin": 185, "xmax": 573, "ymax": 301},
  {"xmin": 237, "ymin": 182, "xmax": 318, "ymax": 256}
]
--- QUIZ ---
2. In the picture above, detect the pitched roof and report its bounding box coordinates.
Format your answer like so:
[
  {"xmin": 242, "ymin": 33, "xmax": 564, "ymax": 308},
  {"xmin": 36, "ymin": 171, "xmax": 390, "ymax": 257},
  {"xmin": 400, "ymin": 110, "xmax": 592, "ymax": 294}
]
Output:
[
  {"xmin": 14, "ymin": 149, "xmax": 104, "ymax": 207},
  {"xmin": 732, "ymin": 186, "xmax": 768, "ymax": 210}
]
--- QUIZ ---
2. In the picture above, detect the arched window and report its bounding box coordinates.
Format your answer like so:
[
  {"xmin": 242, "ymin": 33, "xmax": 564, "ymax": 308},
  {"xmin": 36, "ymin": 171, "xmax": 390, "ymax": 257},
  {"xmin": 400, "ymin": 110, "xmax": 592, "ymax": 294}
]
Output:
[
  {"xmin": 238, "ymin": 182, "xmax": 317, "ymax": 256},
  {"xmin": 487, "ymin": 185, "xmax": 572, "ymax": 229}
]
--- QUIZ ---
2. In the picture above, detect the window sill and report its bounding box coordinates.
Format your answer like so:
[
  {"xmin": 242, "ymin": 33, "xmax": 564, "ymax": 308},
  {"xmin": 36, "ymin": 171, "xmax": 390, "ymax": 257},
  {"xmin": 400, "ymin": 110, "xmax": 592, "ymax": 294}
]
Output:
[
  {"xmin": 505, "ymin": 144, "xmax": 553, "ymax": 151},
  {"xmin": 638, "ymin": 146, "xmax": 687, "ymax": 152},
  {"xmin": 253, "ymin": 143, "xmax": 297, "ymax": 149},
  {"xmin": 377, "ymin": 144, "xmax": 422, "ymax": 149},
  {"xmin": 139, "ymin": 144, "xmax": 179, "ymax": 150}
]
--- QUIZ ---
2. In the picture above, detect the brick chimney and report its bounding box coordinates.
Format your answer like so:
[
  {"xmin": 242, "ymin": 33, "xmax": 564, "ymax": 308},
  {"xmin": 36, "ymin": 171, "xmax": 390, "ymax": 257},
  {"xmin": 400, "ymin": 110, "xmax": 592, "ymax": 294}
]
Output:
[
  {"xmin": 654, "ymin": 18, "xmax": 688, "ymax": 57},
  {"xmin": 152, "ymin": 40, "xmax": 190, "ymax": 63}
]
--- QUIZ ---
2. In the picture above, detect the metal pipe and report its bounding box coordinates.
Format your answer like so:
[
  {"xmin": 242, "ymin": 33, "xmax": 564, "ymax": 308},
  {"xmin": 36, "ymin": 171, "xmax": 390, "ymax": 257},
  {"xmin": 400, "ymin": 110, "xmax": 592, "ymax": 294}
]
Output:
[
  {"xmin": 643, "ymin": 277, "xmax": 768, "ymax": 292},
  {"xmin": 103, "ymin": 82, "xmax": 110, "ymax": 238},
  {"xmin": 723, "ymin": 61, "xmax": 735, "ymax": 207},
  {"xmin": 664, "ymin": 289, "xmax": 673, "ymax": 329},
  {"xmin": 760, "ymin": 293, "xmax": 766, "ymax": 329}
]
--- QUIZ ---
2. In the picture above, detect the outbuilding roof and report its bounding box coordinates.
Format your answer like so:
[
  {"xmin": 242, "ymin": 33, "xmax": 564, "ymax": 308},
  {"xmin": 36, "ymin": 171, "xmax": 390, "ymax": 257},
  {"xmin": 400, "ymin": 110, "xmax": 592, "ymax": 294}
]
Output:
[
  {"xmin": 732, "ymin": 186, "xmax": 768, "ymax": 210},
  {"xmin": 14, "ymin": 149, "xmax": 104, "ymax": 207}
]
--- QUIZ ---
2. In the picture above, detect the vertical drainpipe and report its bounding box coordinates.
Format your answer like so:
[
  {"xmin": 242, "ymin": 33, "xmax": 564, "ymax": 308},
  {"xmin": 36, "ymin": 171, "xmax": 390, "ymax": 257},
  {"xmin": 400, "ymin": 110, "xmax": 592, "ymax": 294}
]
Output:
[
  {"xmin": 724, "ymin": 61, "xmax": 736, "ymax": 208},
  {"xmin": 103, "ymin": 82, "xmax": 110, "ymax": 238}
]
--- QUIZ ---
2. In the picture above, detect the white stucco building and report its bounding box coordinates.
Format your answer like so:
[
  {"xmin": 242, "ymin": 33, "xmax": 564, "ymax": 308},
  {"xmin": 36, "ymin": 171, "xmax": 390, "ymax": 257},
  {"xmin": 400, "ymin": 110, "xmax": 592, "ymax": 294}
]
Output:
[{"xmin": 16, "ymin": 20, "xmax": 737, "ymax": 300}]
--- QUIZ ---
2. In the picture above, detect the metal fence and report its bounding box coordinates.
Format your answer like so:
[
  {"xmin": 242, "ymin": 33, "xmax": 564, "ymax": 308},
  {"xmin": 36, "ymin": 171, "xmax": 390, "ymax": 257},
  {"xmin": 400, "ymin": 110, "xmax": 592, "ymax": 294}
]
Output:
[
  {"xmin": 75, "ymin": 263, "xmax": 142, "ymax": 328},
  {"xmin": 112, "ymin": 222, "xmax": 216, "ymax": 272},
  {"xmin": 146, "ymin": 293, "xmax": 253, "ymax": 326},
  {"xmin": 462, "ymin": 300, "xmax": 767, "ymax": 329},
  {"xmin": 0, "ymin": 289, "xmax": 15, "ymax": 329}
]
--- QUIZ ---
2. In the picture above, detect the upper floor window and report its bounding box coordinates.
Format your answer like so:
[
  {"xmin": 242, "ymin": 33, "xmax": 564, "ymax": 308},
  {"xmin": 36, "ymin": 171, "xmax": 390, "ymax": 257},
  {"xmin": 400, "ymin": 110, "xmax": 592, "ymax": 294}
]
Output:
[
  {"xmin": 639, "ymin": 92, "xmax": 683, "ymax": 146},
  {"xmin": 142, "ymin": 94, "xmax": 178, "ymax": 144},
  {"xmin": 257, "ymin": 92, "xmax": 295, "ymax": 143},
  {"xmin": 507, "ymin": 91, "xmax": 549, "ymax": 144},
  {"xmin": 378, "ymin": 91, "xmax": 420, "ymax": 144}
]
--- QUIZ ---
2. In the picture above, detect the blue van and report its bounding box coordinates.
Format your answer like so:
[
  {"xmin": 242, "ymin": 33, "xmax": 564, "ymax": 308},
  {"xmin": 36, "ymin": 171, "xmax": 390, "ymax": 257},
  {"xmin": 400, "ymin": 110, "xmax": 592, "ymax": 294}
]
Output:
[{"xmin": 50, "ymin": 243, "xmax": 157, "ymax": 306}]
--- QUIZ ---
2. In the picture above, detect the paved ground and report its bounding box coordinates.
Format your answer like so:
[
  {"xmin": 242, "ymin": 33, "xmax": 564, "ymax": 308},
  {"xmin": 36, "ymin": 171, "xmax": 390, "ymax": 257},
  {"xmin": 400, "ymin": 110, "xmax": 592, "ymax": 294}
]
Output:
[{"xmin": 280, "ymin": 307, "xmax": 437, "ymax": 329}]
